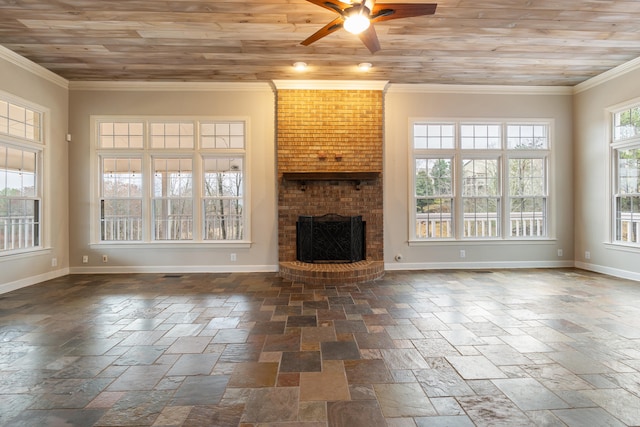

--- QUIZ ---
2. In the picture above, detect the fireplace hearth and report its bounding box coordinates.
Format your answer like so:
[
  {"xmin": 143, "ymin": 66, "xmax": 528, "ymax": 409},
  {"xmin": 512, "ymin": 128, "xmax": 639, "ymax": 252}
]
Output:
[{"xmin": 296, "ymin": 214, "xmax": 365, "ymax": 263}]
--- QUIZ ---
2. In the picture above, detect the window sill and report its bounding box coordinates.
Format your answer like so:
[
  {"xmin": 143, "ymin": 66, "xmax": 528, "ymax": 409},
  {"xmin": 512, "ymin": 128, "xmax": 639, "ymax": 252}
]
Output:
[
  {"xmin": 408, "ymin": 238, "xmax": 556, "ymax": 247},
  {"xmin": 604, "ymin": 242, "xmax": 640, "ymax": 253},
  {"xmin": 0, "ymin": 247, "xmax": 51, "ymax": 261},
  {"xmin": 90, "ymin": 241, "xmax": 252, "ymax": 249}
]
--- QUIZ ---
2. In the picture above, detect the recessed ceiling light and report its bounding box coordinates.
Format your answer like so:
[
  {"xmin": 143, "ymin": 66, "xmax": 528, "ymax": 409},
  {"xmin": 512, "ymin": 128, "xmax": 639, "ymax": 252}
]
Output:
[
  {"xmin": 293, "ymin": 62, "xmax": 308, "ymax": 71},
  {"xmin": 358, "ymin": 62, "xmax": 372, "ymax": 71}
]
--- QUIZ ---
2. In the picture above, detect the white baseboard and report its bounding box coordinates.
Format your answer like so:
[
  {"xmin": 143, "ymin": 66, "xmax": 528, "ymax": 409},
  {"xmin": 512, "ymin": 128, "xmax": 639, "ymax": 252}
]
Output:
[
  {"xmin": 574, "ymin": 261, "xmax": 640, "ymax": 282},
  {"xmin": 384, "ymin": 260, "xmax": 575, "ymax": 271},
  {"xmin": 0, "ymin": 267, "xmax": 70, "ymax": 295},
  {"xmin": 68, "ymin": 264, "xmax": 280, "ymax": 275}
]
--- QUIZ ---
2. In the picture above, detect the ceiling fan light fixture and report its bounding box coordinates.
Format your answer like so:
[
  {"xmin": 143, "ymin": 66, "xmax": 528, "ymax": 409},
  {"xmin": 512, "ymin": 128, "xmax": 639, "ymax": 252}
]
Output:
[
  {"xmin": 358, "ymin": 62, "xmax": 372, "ymax": 71},
  {"xmin": 293, "ymin": 61, "xmax": 308, "ymax": 71},
  {"xmin": 343, "ymin": 10, "xmax": 370, "ymax": 34}
]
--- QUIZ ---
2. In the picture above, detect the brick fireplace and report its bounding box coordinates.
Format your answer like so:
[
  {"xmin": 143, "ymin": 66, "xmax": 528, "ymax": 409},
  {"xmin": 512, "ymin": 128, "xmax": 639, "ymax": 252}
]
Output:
[{"xmin": 276, "ymin": 85, "xmax": 385, "ymax": 284}]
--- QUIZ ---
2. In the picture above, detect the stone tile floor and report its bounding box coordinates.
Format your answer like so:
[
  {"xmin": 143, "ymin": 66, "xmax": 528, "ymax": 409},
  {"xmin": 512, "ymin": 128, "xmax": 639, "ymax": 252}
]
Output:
[{"xmin": 1, "ymin": 268, "xmax": 640, "ymax": 426}]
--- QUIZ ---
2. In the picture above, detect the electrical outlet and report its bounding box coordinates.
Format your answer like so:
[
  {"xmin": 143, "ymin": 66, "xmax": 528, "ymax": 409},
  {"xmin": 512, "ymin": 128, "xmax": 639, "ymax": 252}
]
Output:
[
  {"xmin": 585, "ymin": 251, "xmax": 591, "ymax": 260},
  {"xmin": 557, "ymin": 249, "xmax": 563, "ymax": 257},
  {"xmin": 460, "ymin": 249, "xmax": 466, "ymax": 258},
  {"xmin": 230, "ymin": 253, "xmax": 237, "ymax": 262},
  {"xmin": 82, "ymin": 255, "xmax": 88, "ymax": 263},
  {"xmin": 51, "ymin": 257, "xmax": 57, "ymax": 267},
  {"xmin": 102, "ymin": 255, "xmax": 108, "ymax": 263}
]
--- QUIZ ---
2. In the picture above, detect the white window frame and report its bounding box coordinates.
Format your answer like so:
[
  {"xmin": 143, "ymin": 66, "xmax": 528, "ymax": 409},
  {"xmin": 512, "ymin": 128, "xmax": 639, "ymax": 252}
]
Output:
[
  {"xmin": 410, "ymin": 118, "xmax": 552, "ymax": 243},
  {"xmin": 608, "ymin": 98, "xmax": 640, "ymax": 248},
  {"xmin": 0, "ymin": 91, "xmax": 47, "ymax": 257},
  {"xmin": 90, "ymin": 116, "xmax": 251, "ymax": 248}
]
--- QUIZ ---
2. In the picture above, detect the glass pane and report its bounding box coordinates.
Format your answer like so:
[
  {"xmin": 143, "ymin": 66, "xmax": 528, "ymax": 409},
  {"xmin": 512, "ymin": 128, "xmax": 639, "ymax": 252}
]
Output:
[
  {"xmin": 510, "ymin": 197, "xmax": 546, "ymax": 237},
  {"xmin": 413, "ymin": 123, "xmax": 454, "ymax": 149},
  {"xmin": 201, "ymin": 122, "xmax": 245, "ymax": 149},
  {"xmin": 114, "ymin": 135, "xmax": 130, "ymax": 149},
  {"xmin": 463, "ymin": 159, "xmax": 498, "ymax": 196},
  {"xmin": 21, "ymin": 170, "xmax": 36, "ymax": 197},
  {"xmin": 614, "ymin": 107, "xmax": 640, "ymax": 141},
  {"xmin": 0, "ymin": 143, "xmax": 41, "ymax": 251},
  {"xmin": 215, "ymin": 123, "xmax": 230, "ymax": 136},
  {"xmin": 507, "ymin": 124, "xmax": 549, "ymax": 149},
  {"xmin": 100, "ymin": 122, "xmax": 145, "ymax": 149},
  {"xmin": 113, "ymin": 123, "xmax": 129, "ymax": 135},
  {"xmin": 0, "ymin": 101, "xmax": 41, "ymax": 142},
  {"xmin": 415, "ymin": 159, "xmax": 427, "ymax": 197},
  {"xmin": 229, "ymin": 136, "xmax": 244, "ymax": 149},
  {"xmin": 0, "ymin": 199, "xmax": 39, "ymax": 250},
  {"xmin": 415, "ymin": 158, "xmax": 452, "ymax": 197},
  {"xmin": 149, "ymin": 122, "xmax": 194, "ymax": 149},
  {"xmin": 153, "ymin": 158, "xmax": 193, "ymax": 198},
  {"xmin": 203, "ymin": 158, "xmax": 243, "ymax": 197},
  {"xmin": 509, "ymin": 158, "xmax": 545, "ymax": 196},
  {"xmin": 618, "ymin": 149, "xmax": 640, "ymax": 194},
  {"xmin": 415, "ymin": 198, "xmax": 452, "ymax": 238},
  {"xmin": 102, "ymin": 157, "xmax": 142, "ymax": 198},
  {"xmin": 230, "ymin": 122, "xmax": 244, "ymax": 135},
  {"xmin": 616, "ymin": 195, "xmax": 640, "ymax": 243},
  {"xmin": 461, "ymin": 124, "xmax": 501, "ymax": 149},
  {"xmin": 463, "ymin": 198, "xmax": 499, "ymax": 237},
  {"xmin": 204, "ymin": 199, "xmax": 244, "ymax": 240},
  {"xmin": 165, "ymin": 136, "xmax": 180, "ymax": 149},
  {"xmin": 101, "ymin": 199, "xmax": 142, "ymax": 241},
  {"xmin": 8, "ymin": 119, "xmax": 25, "ymax": 138},
  {"xmin": 8, "ymin": 104, "xmax": 25, "ymax": 137},
  {"xmin": 153, "ymin": 199, "xmax": 193, "ymax": 240}
]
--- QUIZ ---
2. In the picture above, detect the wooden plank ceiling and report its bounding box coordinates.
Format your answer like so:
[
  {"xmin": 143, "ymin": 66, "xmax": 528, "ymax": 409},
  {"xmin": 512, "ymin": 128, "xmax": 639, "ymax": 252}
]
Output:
[{"xmin": 1, "ymin": 0, "xmax": 640, "ymax": 86}]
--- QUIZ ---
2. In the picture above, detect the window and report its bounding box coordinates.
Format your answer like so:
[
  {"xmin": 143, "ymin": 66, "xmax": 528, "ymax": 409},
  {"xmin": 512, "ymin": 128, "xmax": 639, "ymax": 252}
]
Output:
[
  {"xmin": 95, "ymin": 117, "xmax": 247, "ymax": 244},
  {"xmin": 0, "ymin": 99, "xmax": 42, "ymax": 142},
  {"xmin": 412, "ymin": 120, "xmax": 550, "ymax": 240},
  {"xmin": 203, "ymin": 157, "xmax": 244, "ymax": 240},
  {"xmin": 0, "ymin": 97, "xmax": 44, "ymax": 254},
  {"xmin": 100, "ymin": 157, "xmax": 142, "ymax": 241},
  {"xmin": 611, "ymin": 102, "xmax": 640, "ymax": 245}
]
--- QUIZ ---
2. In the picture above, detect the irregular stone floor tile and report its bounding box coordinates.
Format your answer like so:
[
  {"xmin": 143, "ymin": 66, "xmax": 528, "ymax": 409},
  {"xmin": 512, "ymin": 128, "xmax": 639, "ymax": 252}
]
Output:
[{"xmin": 2, "ymin": 269, "xmax": 640, "ymax": 426}]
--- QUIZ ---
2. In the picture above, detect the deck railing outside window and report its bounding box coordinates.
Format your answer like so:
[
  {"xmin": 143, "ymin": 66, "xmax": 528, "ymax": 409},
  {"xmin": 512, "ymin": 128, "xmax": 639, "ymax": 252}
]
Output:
[
  {"xmin": 0, "ymin": 215, "xmax": 39, "ymax": 250},
  {"xmin": 416, "ymin": 212, "xmax": 544, "ymax": 239},
  {"xmin": 617, "ymin": 213, "xmax": 640, "ymax": 243}
]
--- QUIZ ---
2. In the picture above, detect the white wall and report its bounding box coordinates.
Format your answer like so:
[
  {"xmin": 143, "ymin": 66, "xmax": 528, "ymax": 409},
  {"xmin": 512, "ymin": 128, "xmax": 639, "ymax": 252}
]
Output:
[
  {"xmin": 67, "ymin": 83, "xmax": 278, "ymax": 273},
  {"xmin": 573, "ymin": 62, "xmax": 640, "ymax": 280},
  {"xmin": 0, "ymin": 48, "xmax": 70, "ymax": 292},
  {"xmin": 383, "ymin": 86, "xmax": 575, "ymax": 270}
]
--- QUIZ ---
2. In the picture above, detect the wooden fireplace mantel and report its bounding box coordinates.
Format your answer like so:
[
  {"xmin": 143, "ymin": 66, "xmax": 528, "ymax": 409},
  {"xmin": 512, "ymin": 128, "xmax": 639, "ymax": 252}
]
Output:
[{"xmin": 282, "ymin": 171, "xmax": 380, "ymax": 190}]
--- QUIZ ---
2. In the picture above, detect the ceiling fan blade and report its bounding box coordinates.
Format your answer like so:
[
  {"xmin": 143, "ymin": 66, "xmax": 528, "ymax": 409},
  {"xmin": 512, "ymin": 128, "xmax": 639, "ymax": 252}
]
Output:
[
  {"xmin": 358, "ymin": 24, "xmax": 381, "ymax": 53},
  {"xmin": 300, "ymin": 16, "xmax": 344, "ymax": 46},
  {"xmin": 370, "ymin": 3, "xmax": 437, "ymax": 22},
  {"xmin": 304, "ymin": 0, "xmax": 352, "ymax": 15}
]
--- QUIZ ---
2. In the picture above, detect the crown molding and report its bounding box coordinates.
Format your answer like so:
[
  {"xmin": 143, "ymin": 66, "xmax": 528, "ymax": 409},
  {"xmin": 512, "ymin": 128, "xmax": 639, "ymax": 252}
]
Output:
[
  {"xmin": 69, "ymin": 80, "xmax": 273, "ymax": 92},
  {"xmin": 272, "ymin": 80, "xmax": 389, "ymax": 90},
  {"xmin": 386, "ymin": 83, "xmax": 573, "ymax": 96},
  {"xmin": 574, "ymin": 55, "xmax": 640, "ymax": 94},
  {"xmin": 0, "ymin": 46, "xmax": 68, "ymax": 90}
]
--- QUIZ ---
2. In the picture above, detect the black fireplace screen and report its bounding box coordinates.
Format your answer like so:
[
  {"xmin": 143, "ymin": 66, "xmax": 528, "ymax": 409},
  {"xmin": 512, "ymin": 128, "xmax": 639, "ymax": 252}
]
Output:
[{"xmin": 296, "ymin": 214, "xmax": 365, "ymax": 263}]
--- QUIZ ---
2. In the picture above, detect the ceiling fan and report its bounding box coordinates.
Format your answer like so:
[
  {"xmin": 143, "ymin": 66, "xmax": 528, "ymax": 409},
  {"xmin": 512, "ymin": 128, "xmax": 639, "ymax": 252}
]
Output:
[{"xmin": 301, "ymin": 0, "xmax": 437, "ymax": 53}]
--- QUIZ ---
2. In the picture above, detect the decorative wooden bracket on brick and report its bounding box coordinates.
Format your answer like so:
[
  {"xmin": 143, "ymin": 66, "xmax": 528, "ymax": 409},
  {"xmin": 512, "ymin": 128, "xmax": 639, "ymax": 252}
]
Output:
[{"xmin": 283, "ymin": 171, "xmax": 380, "ymax": 191}]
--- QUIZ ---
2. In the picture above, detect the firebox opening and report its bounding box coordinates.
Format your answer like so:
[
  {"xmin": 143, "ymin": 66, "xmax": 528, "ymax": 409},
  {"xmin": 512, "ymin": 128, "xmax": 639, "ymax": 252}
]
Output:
[{"xmin": 296, "ymin": 214, "xmax": 366, "ymax": 263}]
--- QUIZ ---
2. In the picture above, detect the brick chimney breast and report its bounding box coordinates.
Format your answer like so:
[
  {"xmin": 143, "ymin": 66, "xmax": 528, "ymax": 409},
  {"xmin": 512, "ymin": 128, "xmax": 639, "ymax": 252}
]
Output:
[{"xmin": 277, "ymin": 89, "xmax": 383, "ymax": 265}]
